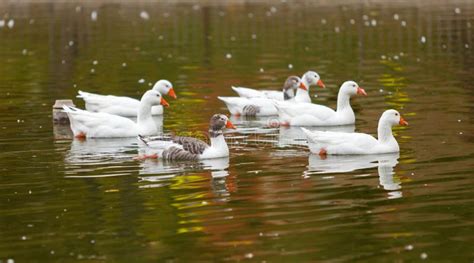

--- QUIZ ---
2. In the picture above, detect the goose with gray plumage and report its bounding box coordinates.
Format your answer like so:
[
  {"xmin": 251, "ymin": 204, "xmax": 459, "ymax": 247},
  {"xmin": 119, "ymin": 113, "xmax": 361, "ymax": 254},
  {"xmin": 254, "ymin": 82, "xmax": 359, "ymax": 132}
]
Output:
[{"xmin": 138, "ymin": 114, "xmax": 236, "ymax": 160}]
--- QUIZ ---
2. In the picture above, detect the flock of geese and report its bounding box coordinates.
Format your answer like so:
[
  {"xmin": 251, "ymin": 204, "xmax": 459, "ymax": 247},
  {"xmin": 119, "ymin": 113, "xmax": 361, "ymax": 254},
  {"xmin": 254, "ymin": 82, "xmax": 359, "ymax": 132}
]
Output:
[{"xmin": 62, "ymin": 71, "xmax": 408, "ymax": 161}]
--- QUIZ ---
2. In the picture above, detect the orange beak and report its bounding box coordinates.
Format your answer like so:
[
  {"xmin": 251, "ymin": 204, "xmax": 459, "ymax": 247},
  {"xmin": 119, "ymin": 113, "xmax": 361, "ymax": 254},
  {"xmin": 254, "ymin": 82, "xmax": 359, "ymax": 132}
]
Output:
[
  {"xmin": 299, "ymin": 82, "xmax": 308, "ymax": 91},
  {"xmin": 317, "ymin": 79, "xmax": 326, "ymax": 88},
  {"xmin": 357, "ymin": 87, "xmax": 367, "ymax": 96},
  {"xmin": 399, "ymin": 116, "xmax": 408, "ymax": 126},
  {"xmin": 160, "ymin": 97, "xmax": 170, "ymax": 107},
  {"xmin": 226, "ymin": 120, "xmax": 236, "ymax": 129},
  {"xmin": 167, "ymin": 88, "xmax": 177, "ymax": 99}
]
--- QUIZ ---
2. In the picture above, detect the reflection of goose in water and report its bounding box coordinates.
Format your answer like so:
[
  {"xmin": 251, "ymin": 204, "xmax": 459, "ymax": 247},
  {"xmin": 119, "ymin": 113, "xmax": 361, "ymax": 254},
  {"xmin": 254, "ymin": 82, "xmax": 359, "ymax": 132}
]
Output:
[
  {"xmin": 229, "ymin": 115, "xmax": 279, "ymax": 134},
  {"xmin": 65, "ymin": 137, "xmax": 138, "ymax": 165},
  {"xmin": 278, "ymin": 125, "xmax": 355, "ymax": 147},
  {"xmin": 307, "ymin": 153, "xmax": 402, "ymax": 198}
]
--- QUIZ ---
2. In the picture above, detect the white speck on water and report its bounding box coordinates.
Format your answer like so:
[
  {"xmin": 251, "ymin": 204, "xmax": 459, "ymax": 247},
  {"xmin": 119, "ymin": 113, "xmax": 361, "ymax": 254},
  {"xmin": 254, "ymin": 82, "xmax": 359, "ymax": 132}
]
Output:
[
  {"xmin": 50, "ymin": 250, "xmax": 55, "ymax": 255},
  {"xmin": 7, "ymin": 19, "xmax": 14, "ymax": 29},
  {"xmin": 454, "ymin": 7, "xmax": 461, "ymax": 14},
  {"xmin": 7, "ymin": 259, "xmax": 14, "ymax": 263},
  {"xmin": 90, "ymin": 68, "xmax": 95, "ymax": 74},
  {"xmin": 29, "ymin": 19, "xmax": 35, "ymax": 24},
  {"xmin": 394, "ymin": 55, "xmax": 399, "ymax": 60},
  {"xmin": 251, "ymin": 33, "xmax": 257, "ymax": 39},
  {"xmin": 244, "ymin": 253, "xmax": 254, "ymax": 259},
  {"xmin": 350, "ymin": 19, "xmax": 355, "ymax": 24},
  {"xmin": 270, "ymin": 6, "xmax": 277, "ymax": 13},
  {"xmin": 266, "ymin": 11, "xmax": 272, "ymax": 17},
  {"xmin": 68, "ymin": 41, "xmax": 74, "ymax": 46},
  {"xmin": 458, "ymin": 119, "xmax": 461, "ymax": 122},
  {"xmin": 64, "ymin": 208, "xmax": 67, "ymax": 212},
  {"xmin": 381, "ymin": 55, "xmax": 386, "ymax": 59},
  {"xmin": 28, "ymin": 190, "xmax": 32, "ymax": 194},
  {"xmin": 393, "ymin": 14, "xmax": 399, "ymax": 20},
  {"xmin": 259, "ymin": 68, "xmax": 264, "ymax": 72},
  {"xmin": 167, "ymin": 53, "xmax": 172, "ymax": 58},
  {"xmin": 158, "ymin": 35, "xmax": 164, "ymax": 40},
  {"xmin": 379, "ymin": 89, "xmax": 384, "ymax": 93},
  {"xmin": 459, "ymin": 132, "xmax": 463, "ymax": 135},
  {"xmin": 371, "ymin": 19, "xmax": 377, "ymax": 26},
  {"xmin": 140, "ymin": 11, "xmax": 150, "ymax": 20},
  {"xmin": 27, "ymin": 224, "xmax": 34, "ymax": 227},
  {"xmin": 259, "ymin": 232, "xmax": 263, "ymax": 236},
  {"xmin": 321, "ymin": 18, "xmax": 327, "ymax": 24},
  {"xmin": 138, "ymin": 79, "xmax": 145, "ymax": 84},
  {"xmin": 364, "ymin": 21, "xmax": 370, "ymax": 27},
  {"xmin": 0, "ymin": 20, "xmax": 5, "ymax": 28},
  {"xmin": 405, "ymin": 244, "xmax": 414, "ymax": 250},
  {"xmin": 362, "ymin": 15, "xmax": 369, "ymax": 20},
  {"xmin": 73, "ymin": 84, "xmax": 77, "ymax": 88},
  {"xmin": 22, "ymin": 49, "xmax": 28, "ymax": 55},
  {"xmin": 61, "ymin": 60, "xmax": 66, "ymax": 64},
  {"xmin": 122, "ymin": 62, "xmax": 127, "ymax": 67},
  {"xmin": 91, "ymin": 10, "xmax": 98, "ymax": 21},
  {"xmin": 90, "ymin": 240, "xmax": 95, "ymax": 244},
  {"xmin": 420, "ymin": 36, "xmax": 426, "ymax": 44},
  {"xmin": 17, "ymin": 119, "xmax": 21, "ymax": 123},
  {"xmin": 467, "ymin": 22, "xmax": 472, "ymax": 28},
  {"xmin": 21, "ymin": 236, "xmax": 27, "ymax": 240},
  {"xmin": 248, "ymin": 13, "xmax": 254, "ymax": 18},
  {"xmin": 334, "ymin": 26, "xmax": 340, "ymax": 33},
  {"xmin": 230, "ymin": 36, "xmax": 236, "ymax": 41},
  {"xmin": 420, "ymin": 253, "xmax": 428, "ymax": 260},
  {"xmin": 465, "ymin": 44, "xmax": 469, "ymax": 49},
  {"xmin": 218, "ymin": 11, "xmax": 225, "ymax": 17},
  {"xmin": 225, "ymin": 53, "xmax": 232, "ymax": 59},
  {"xmin": 201, "ymin": 201, "xmax": 208, "ymax": 205},
  {"xmin": 322, "ymin": 176, "xmax": 334, "ymax": 180},
  {"xmin": 416, "ymin": 58, "xmax": 421, "ymax": 62},
  {"xmin": 193, "ymin": 4, "xmax": 200, "ymax": 11},
  {"xmin": 92, "ymin": 60, "xmax": 98, "ymax": 65},
  {"xmin": 75, "ymin": 6, "xmax": 82, "ymax": 12},
  {"xmin": 401, "ymin": 20, "xmax": 407, "ymax": 27},
  {"xmin": 400, "ymin": 52, "xmax": 404, "ymax": 56},
  {"xmin": 288, "ymin": 64, "xmax": 293, "ymax": 69}
]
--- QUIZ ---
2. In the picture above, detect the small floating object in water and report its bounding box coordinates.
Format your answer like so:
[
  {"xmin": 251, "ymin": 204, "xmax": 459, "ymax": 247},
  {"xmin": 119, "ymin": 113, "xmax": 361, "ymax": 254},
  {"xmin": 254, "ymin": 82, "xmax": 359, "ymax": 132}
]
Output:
[
  {"xmin": 138, "ymin": 78, "xmax": 145, "ymax": 83},
  {"xmin": 0, "ymin": 20, "xmax": 5, "ymax": 28},
  {"xmin": 225, "ymin": 53, "xmax": 232, "ymax": 59},
  {"xmin": 393, "ymin": 14, "xmax": 399, "ymax": 20},
  {"xmin": 140, "ymin": 11, "xmax": 150, "ymax": 20},
  {"xmin": 420, "ymin": 36, "xmax": 427, "ymax": 44},
  {"xmin": 7, "ymin": 19, "xmax": 14, "ymax": 29},
  {"xmin": 91, "ymin": 10, "xmax": 98, "ymax": 21}
]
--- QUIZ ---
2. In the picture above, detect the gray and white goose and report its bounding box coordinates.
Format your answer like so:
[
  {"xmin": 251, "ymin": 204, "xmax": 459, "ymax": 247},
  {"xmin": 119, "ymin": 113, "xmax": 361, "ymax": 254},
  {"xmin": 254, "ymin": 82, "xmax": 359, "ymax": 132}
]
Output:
[
  {"xmin": 138, "ymin": 114, "xmax": 236, "ymax": 160},
  {"xmin": 218, "ymin": 76, "xmax": 301, "ymax": 116}
]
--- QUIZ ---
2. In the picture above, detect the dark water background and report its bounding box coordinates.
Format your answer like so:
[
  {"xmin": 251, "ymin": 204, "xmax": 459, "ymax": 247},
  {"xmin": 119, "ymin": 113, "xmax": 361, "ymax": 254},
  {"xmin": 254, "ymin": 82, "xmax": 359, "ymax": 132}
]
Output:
[{"xmin": 0, "ymin": 1, "xmax": 473, "ymax": 261}]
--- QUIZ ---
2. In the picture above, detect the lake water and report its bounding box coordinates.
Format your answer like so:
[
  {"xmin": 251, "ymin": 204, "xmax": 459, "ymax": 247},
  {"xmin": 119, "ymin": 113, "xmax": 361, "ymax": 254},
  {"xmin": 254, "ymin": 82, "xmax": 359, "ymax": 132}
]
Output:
[{"xmin": 0, "ymin": 1, "xmax": 473, "ymax": 261}]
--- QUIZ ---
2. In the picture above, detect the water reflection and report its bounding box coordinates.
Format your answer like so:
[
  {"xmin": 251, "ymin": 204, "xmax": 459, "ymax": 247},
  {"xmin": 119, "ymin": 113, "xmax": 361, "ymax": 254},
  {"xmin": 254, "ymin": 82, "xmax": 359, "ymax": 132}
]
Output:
[
  {"xmin": 306, "ymin": 153, "xmax": 402, "ymax": 199},
  {"xmin": 65, "ymin": 137, "xmax": 137, "ymax": 165}
]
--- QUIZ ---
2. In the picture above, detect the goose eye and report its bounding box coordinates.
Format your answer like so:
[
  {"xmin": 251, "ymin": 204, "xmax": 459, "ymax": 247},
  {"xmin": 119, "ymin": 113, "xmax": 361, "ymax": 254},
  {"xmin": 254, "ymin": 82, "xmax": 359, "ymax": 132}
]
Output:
[
  {"xmin": 395, "ymin": 113, "xmax": 398, "ymax": 116},
  {"xmin": 352, "ymin": 84, "xmax": 356, "ymax": 87}
]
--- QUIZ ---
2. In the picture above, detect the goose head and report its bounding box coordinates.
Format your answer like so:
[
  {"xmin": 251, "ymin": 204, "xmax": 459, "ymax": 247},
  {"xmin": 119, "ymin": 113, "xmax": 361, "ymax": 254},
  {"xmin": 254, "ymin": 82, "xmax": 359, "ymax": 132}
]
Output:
[
  {"xmin": 142, "ymin": 90, "xmax": 170, "ymax": 107},
  {"xmin": 380, "ymin": 109, "xmax": 408, "ymax": 127},
  {"xmin": 210, "ymin": 114, "xmax": 236, "ymax": 131},
  {"xmin": 339, "ymin": 81, "xmax": 367, "ymax": 97},
  {"xmin": 152, "ymin": 80, "xmax": 177, "ymax": 99},
  {"xmin": 300, "ymin": 71, "xmax": 325, "ymax": 90},
  {"xmin": 282, "ymin": 76, "xmax": 300, "ymax": 100}
]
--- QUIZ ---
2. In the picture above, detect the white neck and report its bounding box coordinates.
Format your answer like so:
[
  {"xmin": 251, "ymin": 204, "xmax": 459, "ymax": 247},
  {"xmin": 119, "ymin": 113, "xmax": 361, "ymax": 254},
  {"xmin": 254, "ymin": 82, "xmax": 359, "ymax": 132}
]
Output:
[
  {"xmin": 210, "ymin": 134, "xmax": 229, "ymax": 153},
  {"xmin": 336, "ymin": 90, "xmax": 355, "ymax": 119},
  {"xmin": 377, "ymin": 119, "xmax": 396, "ymax": 144},
  {"xmin": 137, "ymin": 100, "xmax": 157, "ymax": 134},
  {"xmin": 294, "ymin": 77, "xmax": 311, "ymax": 103}
]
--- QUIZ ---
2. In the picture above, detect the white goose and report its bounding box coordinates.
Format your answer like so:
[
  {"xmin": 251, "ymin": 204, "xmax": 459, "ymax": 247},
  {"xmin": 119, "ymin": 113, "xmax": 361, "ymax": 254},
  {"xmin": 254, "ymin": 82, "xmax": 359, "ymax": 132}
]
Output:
[
  {"xmin": 63, "ymin": 90, "xmax": 169, "ymax": 138},
  {"xmin": 302, "ymin": 109, "xmax": 408, "ymax": 155},
  {"xmin": 231, "ymin": 71, "xmax": 325, "ymax": 102},
  {"xmin": 138, "ymin": 114, "xmax": 235, "ymax": 160},
  {"xmin": 275, "ymin": 81, "xmax": 367, "ymax": 126},
  {"xmin": 218, "ymin": 76, "xmax": 300, "ymax": 116},
  {"xmin": 77, "ymin": 79, "xmax": 176, "ymax": 117}
]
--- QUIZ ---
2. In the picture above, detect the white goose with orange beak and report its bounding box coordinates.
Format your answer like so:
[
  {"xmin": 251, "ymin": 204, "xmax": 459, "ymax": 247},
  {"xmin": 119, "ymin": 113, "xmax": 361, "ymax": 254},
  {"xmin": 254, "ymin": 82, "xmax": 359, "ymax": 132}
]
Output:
[
  {"xmin": 302, "ymin": 109, "xmax": 408, "ymax": 155},
  {"xmin": 63, "ymin": 90, "xmax": 169, "ymax": 138},
  {"xmin": 231, "ymin": 71, "xmax": 325, "ymax": 102},
  {"xmin": 274, "ymin": 81, "xmax": 367, "ymax": 126},
  {"xmin": 77, "ymin": 80, "xmax": 176, "ymax": 117},
  {"xmin": 138, "ymin": 114, "xmax": 236, "ymax": 160}
]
